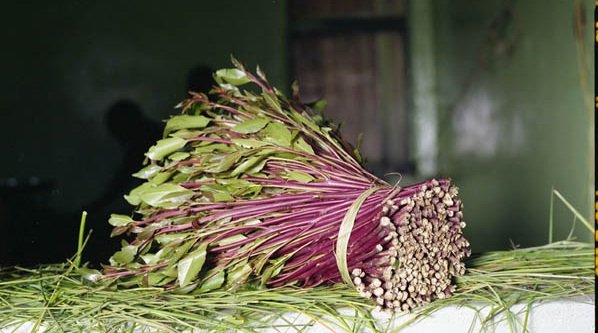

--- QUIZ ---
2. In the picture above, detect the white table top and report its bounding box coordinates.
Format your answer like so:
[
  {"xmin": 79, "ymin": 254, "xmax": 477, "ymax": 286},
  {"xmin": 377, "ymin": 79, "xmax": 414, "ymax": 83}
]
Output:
[{"xmin": 3, "ymin": 296, "xmax": 594, "ymax": 332}]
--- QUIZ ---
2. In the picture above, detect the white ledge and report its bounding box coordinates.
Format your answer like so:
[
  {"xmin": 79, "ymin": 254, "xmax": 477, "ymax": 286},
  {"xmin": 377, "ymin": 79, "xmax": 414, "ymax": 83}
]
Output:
[
  {"xmin": 3, "ymin": 296, "xmax": 594, "ymax": 333},
  {"xmin": 271, "ymin": 296, "xmax": 595, "ymax": 333},
  {"xmin": 377, "ymin": 296, "xmax": 594, "ymax": 333}
]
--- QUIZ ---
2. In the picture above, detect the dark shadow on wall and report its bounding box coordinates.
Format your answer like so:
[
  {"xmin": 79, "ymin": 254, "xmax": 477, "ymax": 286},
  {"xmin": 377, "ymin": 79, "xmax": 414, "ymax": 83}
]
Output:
[
  {"xmin": 83, "ymin": 65, "xmax": 214, "ymax": 265},
  {"xmin": 0, "ymin": 1, "xmax": 288, "ymax": 266},
  {"xmin": 82, "ymin": 100, "xmax": 162, "ymax": 264}
]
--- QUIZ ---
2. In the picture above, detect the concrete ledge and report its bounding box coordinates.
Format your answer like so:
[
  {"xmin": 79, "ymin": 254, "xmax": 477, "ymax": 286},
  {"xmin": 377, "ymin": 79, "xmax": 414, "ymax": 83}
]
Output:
[
  {"xmin": 373, "ymin": 296, "xmax": 595, "ymax": 333},
  {"xmin": 271, "ymin": 296, "xmax": 595, "ymax": 333},
  {"xmin": 3, "ymin": 296, "xmax": 594, "ymax": 332}
]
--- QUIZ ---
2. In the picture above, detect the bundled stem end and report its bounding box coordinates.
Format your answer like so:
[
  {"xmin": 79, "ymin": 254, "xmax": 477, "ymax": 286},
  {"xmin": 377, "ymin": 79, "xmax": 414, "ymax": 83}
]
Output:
[
  {"xmin": 350, "ymin": 179, "xmax": 470, "ymax": 312},
  {"xmin": 101, "ymin": 59, "xmax": 470, "ymax": 312}
]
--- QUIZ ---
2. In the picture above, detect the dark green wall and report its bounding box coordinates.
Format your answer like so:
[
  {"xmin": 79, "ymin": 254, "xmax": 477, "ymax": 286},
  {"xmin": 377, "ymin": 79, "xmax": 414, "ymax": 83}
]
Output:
[
  {"xmin": 1, "ymin": 0, "xmax": 593, "ymax": 263},
  {"xmin": 1, "ymin": 1, "xmax": 287, "ymax": 211},
  {"xmin": 0, "ymin": 1, "xmax": 287, "ymax": 263},
  {"xmin": 429, "ymin": 0, "xmax": 593, "ymax": 251}
]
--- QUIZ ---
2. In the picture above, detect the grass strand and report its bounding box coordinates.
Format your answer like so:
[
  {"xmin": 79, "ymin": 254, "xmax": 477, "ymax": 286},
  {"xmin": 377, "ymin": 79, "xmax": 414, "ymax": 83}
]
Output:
[{"xmin": 0, "ymin": 239, "xmax": 591, "ymax": 332}]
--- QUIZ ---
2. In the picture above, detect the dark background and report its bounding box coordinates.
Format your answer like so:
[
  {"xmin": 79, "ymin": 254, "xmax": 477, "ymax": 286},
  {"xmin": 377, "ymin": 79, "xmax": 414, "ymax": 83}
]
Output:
[{"xmin": 0, "ymin": 0, "xmax": 593, "ymax": 266}]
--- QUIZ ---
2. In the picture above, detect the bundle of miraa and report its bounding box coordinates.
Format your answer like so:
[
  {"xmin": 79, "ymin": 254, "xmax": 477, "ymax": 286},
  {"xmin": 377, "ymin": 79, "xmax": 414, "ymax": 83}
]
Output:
[{"xmin": 103, "ymin": 59, "xmax": 470, "ymax": 312}]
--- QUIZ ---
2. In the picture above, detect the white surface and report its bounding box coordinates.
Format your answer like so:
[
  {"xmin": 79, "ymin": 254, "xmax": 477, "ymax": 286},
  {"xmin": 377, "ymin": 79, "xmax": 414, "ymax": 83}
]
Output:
[
  {"xmin": 271, "ymin": 296, "xmax": 595, "ymax": 333},
  {"xmin": 3, "ymin": 296, "xmax": 594, "ymax": 332},
  {"xmin": 387, "ymin": 297, "xmax": 594, "ymax": 333}
]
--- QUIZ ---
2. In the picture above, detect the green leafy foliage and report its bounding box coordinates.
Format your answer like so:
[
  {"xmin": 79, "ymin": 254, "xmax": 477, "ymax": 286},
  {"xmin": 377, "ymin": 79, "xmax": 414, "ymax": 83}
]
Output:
[
  {"xmin": 231, "ymin": 117, "xmax": 269, "ymax": 134},
  {"xmin": 108, "ymin": 59, "xmax": 479, "ymax": 311},
  {"xmin": 103, "ymin": 59, "xmax": 373, "ymax": 296},
  {"xmin": 195, "ymin": 270, "xmax": 225, "ymax": 293},
  {"xmin": 108, "ymin": 214, "xmax": 133, "ymax": 227},
  {"xmin": 164, "ymin": 115, "xmax": 211, "ymax": 136},
  {"xmin": 139, "ymin": 183, "xmax": 194, "ymax": 208},
  {"xmin": 284, "ymin": 170, "xmax": 315, "ymax": 183},
  {"xmin": 132, "ymin": 164, "xmax": 161, "ymax": 179},
  {"xmin": 200, "ymin": 184, "xmax": 234, "ymax": 202},
  {"xmin": 109, "ymin": 245, "xmax": 137, "ymax": 265},
  {"xmin": 231, "ymin": 138, "xmax": 270, "ymax": 148},
  {"xmin": 215, "ymin": 68, "xmax": 251, "ymax": 86},
  {"xmin": 123, "ymin": 182, "xmax": 155, "ymax": 205},
  {"xmin": 261, "ymin": 122, "xmax": 292, "ymax": 147},
  {"xmin": 146, "ymin": 137, "xmax": 187, "ymax": 161},
  {"xmin": 177, "ymin": 243, "xmax": 208, "ymax": 287}
]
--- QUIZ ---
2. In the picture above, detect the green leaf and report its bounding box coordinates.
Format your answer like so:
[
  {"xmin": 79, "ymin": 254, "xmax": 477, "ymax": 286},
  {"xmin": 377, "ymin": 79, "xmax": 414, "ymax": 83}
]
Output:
[
  {"xmin": 215, "ymin": 68, "xmax": 250, "ymax": 86},
  {"xmin": 226, "ymin": 263, "xmax": 252, "ymax": 287},
  {"xmin": 142, "ymin": 247, "xmax": 174, "ymax": 266},
  {"xmin": 230, "ymin": 155, "xmax": 266, "ymax": 176},
  {"xmin": 146, "ymin": 137, "xmax": 187, "ymax": 161},
  {"xmin": 155, "ymin": 232, "xmax": 194, "ymax": 245},
  {"xmin": 274, "ymin": 152, "xmax": 302, "ymax": 160},
  {"xmin": 137, "ymin": 226, "xmax": 157, "ymax": 240},
  {"xmin": 247, "ymin": 158, "xmax": 268, "ymax": 175},
  {"xmin": 108, "ymin": 214, "xmax": 134, "ymax": 227},
  {"xmin": 173, "ymin": 282, "xmax": 199, "ymax": 294},
  {"xmin": 195, "ymin": 270, "xmax": 225, "ymax": 293},
  {"xmin": 149, "ymin": 171, "xmax": 174, "ymax": 185},
  {"xmin": 139, "ymin": 241, "xmax": 153, "ymax": 256},
  {"xmin": 261, "ymin": 122, "xmax": 292, "ymax": 147},
  {"xmin": 262, "ymin": 92, "xmax": 282, "ymax": 112},
  {"xmin": 218, "ymin": 83, "xmax": 241, "ymax": 93},
  {"xmin": 145, "ymin": 272, "xmax": 175, "ymax": 287},
  {"xmin": 293, "ymin": 136, "xmax": 315, "ymax": 155},
  {"xmin": 290, "ymin": 111, "xmax": 321, "ymax": 133},
  {"xmin": 354, "ymin": 132, "xmax": 364, "ymax": 164},
  {"xmin": 124, "ymin": 182, "xmax": 155, "ymax": 206},
  {"xmin": 260, "ymin": 257, "xmax": 286, "ymax": 286},
  {"xmin": 116, "ymin": 275, "xmax": 143, "ymax": 288},
  {"xmin": 241, "ymin": 184, "xmax": 262, "ymax": 197},
  {"xmin": 216, "ymin": 234, "xmax": 247, "ymax": 246},
  {"xmin": 203, "ymin": 151, "xmax": 243, "ymax": 173},
  {"xmin": 255, "ymin": 147, "xmax": 277, "ymax": 156},
  {"xmin": 231, "ymin": 118, "xmax": 269, "ymax": 134},
  {"xmin": 285, "ymin": 171, "xmax": 315, "ymax": 183},
  {"xmin": 311, "ymin": 98, "xmax": 328, "ymax": 112},
  {"xmin": 256, "ymin": 65, "xmax": 267, "ymax": 81},
  {"xmin": 217, "ymin": 179, "xmax": 262, "ymax": 197},
  {"xmin": 170, "ymin": 216, "xmax": 196, "ymax": 225},
  {"xmin": 168, "ymin": 239, "xmax": 196, "ymax": 269},
  {"xmin": 78, "ymin": 268, "xmax": 102, "ymax": 283},
  {"xmin": 162, "ymin": 266, "xmax": 179, "ymax": 278},
  {"xmin": 110, "ymin": 225, "xmax": 130, "ymax": 237},
  {"xmin": 177, "ymin": 243, "xmax": 208, "ymax": 288},
  {"xmin": 132, "ymin": 165, "xmax": 161, "ymax": 180},
  {"xmin": 193, "ymin": 143, "xmax": 233, "ymax": 154},
  {"xmin": 140, "ymin": 183, "xmax": 194, "ymax": 208},
  {"xmin": 109, "ymin": 245, "xmax": 137, "ymax": 265},
  {"xmin": 172, "ymin": 173, "xmax": 190, "ymax": 183},
  {"xmin": 169, "ymin": 152, "xmax": 190, "ymax": 161},
  {"xmin": 353, "ymin": 148, "xmax": 363, "ymax": 164},
  {"xmin": 140, "ymin": 253, "xmax": 159, "ymax": 265},
  {"xmin": 169, "ymin": 129, "xmax": 202, "ymax": 139},
  {"xmin": 200, "ymin": 184, "xmax": 234, "ymax": 202},
  {"xmin": 164, "ymin": 115, "xmax": 210, "ymax": 137},
  {"xmin": 231, "ymin": 138, "xmax": 270, "ymax": 148},
  {"xmin": 177, "ymin": 164, "xmax": 202, "ymax": 175}
]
